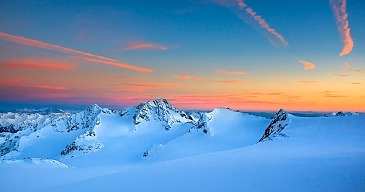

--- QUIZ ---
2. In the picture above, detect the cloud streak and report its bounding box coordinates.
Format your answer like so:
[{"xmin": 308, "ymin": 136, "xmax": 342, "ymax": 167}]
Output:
[
  {"xmin": 344, "ymin": 62, "xmax": 365, "ymax": 73},
  {"xmin": 332, "ymin": 73, "xmax": 348, "ymax": 77},
  {"xmin": 0, "ymin": 78, "xmax": 67, "ymax": 90},
  {"xmin": 297, "ymin": 80, "xmax": 318, "ymax": 83},
  {"xmin": 0, "ymin": 32, "xmax": 152, "ymax": 72},
  {"xmin": 110, "ymin": 82, "xmax": 174, "ymax": 93},
  {"xmin": 299, "ymin": 60, "xmax": 316, "ymax": 70},
  {"xmin": 216, "ymin": 80, "xmax": 244, "ymax": 84},
  {"xmin": 175, "ymin": 75, "xmax": 203, "ymax": 81},
  {"xmin": 329, "ymin": 0, "xmax": 354, "ymax": 56},
  {"xmin": 0, "ymin": 58, "xmax": 76, "ymax": 71},
  {"xmin": 122, "ymin": 42, "xmax": 168, "ymax": 51},
  {"xmin": 217, "ymin": 0, "xmax": 288, "ymax": 47},
  {"xmin": 216, "ymin": 69, "xmax": 247, "ymax": 75}
]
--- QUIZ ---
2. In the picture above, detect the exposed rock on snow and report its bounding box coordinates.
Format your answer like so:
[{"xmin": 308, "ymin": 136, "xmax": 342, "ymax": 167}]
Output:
[
  {"xmin": 259, "ymin": 109, "xmax": 290, "ymax": 142},
  {"xmin": 331, "ymin": 111, "xmax": 358, "ymax": 116},
  {"xmin": 132, "ymin": 98, "xmax": 194, "ymax": 130}
]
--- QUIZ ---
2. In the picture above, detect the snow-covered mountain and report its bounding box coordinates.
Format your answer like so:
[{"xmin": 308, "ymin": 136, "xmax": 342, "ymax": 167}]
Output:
[{"xmin": 1, "ymin": 98, "xmax": 364, "ymax": 192}]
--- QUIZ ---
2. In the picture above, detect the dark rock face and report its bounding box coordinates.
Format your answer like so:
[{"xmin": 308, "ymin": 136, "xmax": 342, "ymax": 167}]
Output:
[
  {"xmin": 259, "ymin": 109, "xmax": 290, "ymax": 142},
  {"xmin": 0, "ymin": 125, "xmax": 18, "ymax": 133},
  {"xmin": 331, "ymin": 111, "xmax": 357, "ymax": 116}
]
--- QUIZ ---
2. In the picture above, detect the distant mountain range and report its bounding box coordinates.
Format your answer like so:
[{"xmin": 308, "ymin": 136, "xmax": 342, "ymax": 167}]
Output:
[{"xmin": 0, "ymin": 98, "xmax": 362, "ymax": 166}]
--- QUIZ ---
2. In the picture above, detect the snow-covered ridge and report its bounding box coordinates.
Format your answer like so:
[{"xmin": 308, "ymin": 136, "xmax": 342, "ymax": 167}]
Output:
[{"xmin": 1, "ymin": 98, "xmax": 364, "ymax": 166}]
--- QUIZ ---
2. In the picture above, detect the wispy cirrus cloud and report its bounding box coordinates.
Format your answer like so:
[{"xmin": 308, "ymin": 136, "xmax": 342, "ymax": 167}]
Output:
[
  {"xmin": 216, "ymin": 69, "xmax": 247, "ymax": 75},
  {"xmin": 26, "ymin": 85, "xmax": 67, "ymax": 90},
  {"xmin": 122, "ymin": 42, "xmax": 168, "ymax": 51},
  {"xmin": 0, "ymin": 78, "xmax": 67, "ymax": 90},
  {"xmin": 297, "ymin": 80, "xmax": 318, "ymax": 83},
  {"xmin": 216, "ymin": 80, "xmax": 244, "ymax": 84},
  {"xmin": 110, "ymin": 82, "xmax": 174, "ymax": 93},
  {"xmin": 329, "ymin": 0, "xmax": 354, "ymax": 56},
  {"xmin": 0, "ymin": 32, "xmax": 152, "ymax": 72},
  {"xmin": 299, "ymin": 60, "xmax": 316, "ymax": 70},
  {"xmin": 217, "ymin": 0, "xmax": 288, "ymax": 47},
  {"xmin": 0, "ymin": 58, "xmax": 76, "ymax": 71},
  {"xmin": 351, "ymin": 81, "xmax": 362, "ymax": 85},
  {"xmin": 320, "ymin": 91, "xmax": 347, "ymax": 98},
  {"xmin": 332, "ymin": 73, "xmax": 348, "ymax": 77},
  {"xmin": 344, "ymin": 62, "xmax": 365, "ymax": 73},
  {"xmin": 175, "ymin": 75, "xmax": 203, "ymax": 81}
]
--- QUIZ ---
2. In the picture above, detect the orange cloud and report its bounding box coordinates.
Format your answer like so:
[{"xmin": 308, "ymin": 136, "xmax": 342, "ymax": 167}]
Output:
[
  {"xmin": 353, "ymin": 70, "xmax": 365, "ymax": 74},
  {"xmin": 299, "ymin": 60, "xmax": 316, "ymax": 70},
  {"xmin": 0, "ymin": 58, "xmax": 76, "ymax": 71},
  {"xmin": 175, "ymin": 75, "xmax": 203, "ymax": 81},
  {"xmin": 333, "ymin": 73, "xmax": 348, "ymax": 77},
  {"xmin": 351, "ymin": 81, "xmax": 362, "ymax": 85},
  {"xmin": 0, "ymin": 32, "xmax": 152, "ymax": 72},
  {"xmin": 329, "ymin": 0, "xmax": 354, "ymax": 56},
  {"xmin": 297, "ymin": 80, "xmax": 318, "ymax": 83},
  {"xmin": 344, "ymin": 62, "xmax": 365, "ymax": 73},
  {"xmin": 216, "ymin": 69, "xmax": 247, "ymax": 75},
  {"xmin": 216, "ymin": 80, "xmax": 244, "ymax": 84},
  {"xmin": 122, "ymin": 42, "xmax": 168, "ymax": 51},
  {"xmin": 343, "ymin": 62, "xmax": 351, "ymax": 70}
]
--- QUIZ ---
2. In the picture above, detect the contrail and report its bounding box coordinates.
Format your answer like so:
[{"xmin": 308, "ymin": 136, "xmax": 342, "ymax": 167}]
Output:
[
  {"xmin": 217, "ymin": 0, "xmax": 288, "ymax": 47},
  {"xmin": 243, "ymin": 7, "xmax": 288, "ymax": 46},
  {"xmin": 329, "ymin": 0, "xmax": 354, "ymax": 56},
  {"xmin": 0, "ymin": 32, "xmax": 152, "ymax": 72}
]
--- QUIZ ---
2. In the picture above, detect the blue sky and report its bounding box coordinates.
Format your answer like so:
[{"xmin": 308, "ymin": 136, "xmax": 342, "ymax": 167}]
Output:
[{"xmin": 0, "ymin": 0, "xmax": 364, "ymax": 111}]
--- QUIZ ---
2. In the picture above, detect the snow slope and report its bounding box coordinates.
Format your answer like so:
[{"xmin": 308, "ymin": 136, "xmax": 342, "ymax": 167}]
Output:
[{"xmin": 0, "ymin": 99, "xmax": 364, "ymax": 191}]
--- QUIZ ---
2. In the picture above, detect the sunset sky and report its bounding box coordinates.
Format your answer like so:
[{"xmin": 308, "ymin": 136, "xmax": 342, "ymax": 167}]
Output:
[{"xmin": 0, "ymin": 0, "xmax": 364, "ymax": 111}]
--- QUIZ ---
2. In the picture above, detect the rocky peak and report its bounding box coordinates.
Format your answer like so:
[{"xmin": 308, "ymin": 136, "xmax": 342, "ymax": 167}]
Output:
[
  {"xmin": 259, "ymin": 109, "xmax": 290, "ymax": 142},
  {"xmin": 332, "ymin": 111, "xmax": 357, "ymax": 116},
  {"xmin": 133, "ymin": 98, "xmax": 193, "ymax": 130}
]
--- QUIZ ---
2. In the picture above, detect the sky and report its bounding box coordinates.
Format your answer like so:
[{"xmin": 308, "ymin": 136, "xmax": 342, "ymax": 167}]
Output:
[{"xmin": 0, "ymin": 0, "xmax": 364, "ymax": 112}]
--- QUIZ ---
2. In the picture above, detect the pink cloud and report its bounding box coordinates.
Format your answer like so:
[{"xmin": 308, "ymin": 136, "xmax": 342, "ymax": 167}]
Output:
[
  {"xmin": 175, "ymin": 75, "xmax": 203, "ymax": 81},
  {"xmin": 0, "ymin": 78, "xmax": 67, "ymax": 90},
  {"xmin": 329, "ymin": 0, "xmax": 354, "ymax": 56},
  {"xmin": 216, "ymin": 69, "xmax": 247, "ymax": 75},
  {"xmin": 0, "ymin": 32, "xmax": 152, "ymax": 72},
  {"xmin": 28, "ymin": 85, "xmax": 67, "ymax": 90},
  {"xmin": 0, "ymin": 58, "xmax": 76, "ymax": 71},
  {"xmin": 299, "ymin": 60, "xmax": 316, "ymax": 70},
  {"xmin": 235, "ymin": 0, "xmax": 247, "ymax": 9},
  {"xmin": 122, "ymin": 42, "xmax": 168, "ymax": 51}
]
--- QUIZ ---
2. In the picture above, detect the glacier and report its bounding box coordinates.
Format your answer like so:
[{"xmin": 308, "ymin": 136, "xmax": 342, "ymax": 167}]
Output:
[{"xmin": 0, "ymin": 98, "xmax": 364, "ymax": 191}]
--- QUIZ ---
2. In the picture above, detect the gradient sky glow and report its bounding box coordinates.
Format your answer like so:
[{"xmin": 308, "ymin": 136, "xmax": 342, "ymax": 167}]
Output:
[{"xmin": 0, "ymin": 0, "xmax": 364, "ymax": 111}]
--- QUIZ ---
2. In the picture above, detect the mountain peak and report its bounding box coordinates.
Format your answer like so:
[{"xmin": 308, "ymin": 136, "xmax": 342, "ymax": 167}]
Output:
[
  {"xmin": 133, "ymin": 98, "xmax": 193, "ymax": 129},
  {"xmin": 144, "ymin": 98, "xmax": 175, "ymax": 109}
]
